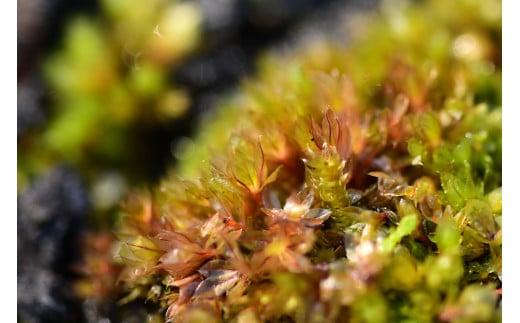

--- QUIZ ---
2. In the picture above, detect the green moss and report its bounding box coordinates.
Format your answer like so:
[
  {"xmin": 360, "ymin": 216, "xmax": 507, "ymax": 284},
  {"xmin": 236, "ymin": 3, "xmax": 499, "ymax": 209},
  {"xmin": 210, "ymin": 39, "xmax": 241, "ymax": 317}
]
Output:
[
  {"xmin": 108, "ymin": 0, "xmax": 502, "ymax": 321},
  {"xmin": 18, "ymin": 0, "xmax": 202, "ymax": 207}
]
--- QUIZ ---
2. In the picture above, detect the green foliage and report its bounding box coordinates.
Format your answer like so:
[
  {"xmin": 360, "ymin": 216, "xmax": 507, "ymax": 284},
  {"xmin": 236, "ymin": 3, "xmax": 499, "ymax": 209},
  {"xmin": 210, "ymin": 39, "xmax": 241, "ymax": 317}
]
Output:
[
  {"xmin": 18, "ymin": 0, "xmax": 202, "ymax": 210},
  {"xmin": 104, "ymin": 0, "xmax": 502, "ymax": 321},
  {"xmin": 380, "ymin": 214, "xmax": 418, "ymax": 255}
]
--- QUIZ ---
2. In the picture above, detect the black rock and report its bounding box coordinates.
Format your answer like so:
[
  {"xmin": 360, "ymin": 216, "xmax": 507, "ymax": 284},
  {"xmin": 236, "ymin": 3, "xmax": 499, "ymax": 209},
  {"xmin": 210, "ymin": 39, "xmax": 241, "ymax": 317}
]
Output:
[
  {"xmin": 18, "ymin": 165, "xmax": 90, "ymax": 323},
  {"xmin": 17, "ymin": 75, "xmax": 47, "ymax": 136}
]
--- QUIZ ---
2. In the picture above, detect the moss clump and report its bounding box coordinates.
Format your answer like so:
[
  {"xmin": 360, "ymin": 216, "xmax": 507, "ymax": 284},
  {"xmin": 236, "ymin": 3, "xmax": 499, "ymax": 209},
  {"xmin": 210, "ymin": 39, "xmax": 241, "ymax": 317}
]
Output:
[
  {"xmin": 110, "ymin": 0, "xmax": 501, "ymax": 321},
  {"xmin": 17, "ymin": 0, "xmax": 202, "ymax": 215}
]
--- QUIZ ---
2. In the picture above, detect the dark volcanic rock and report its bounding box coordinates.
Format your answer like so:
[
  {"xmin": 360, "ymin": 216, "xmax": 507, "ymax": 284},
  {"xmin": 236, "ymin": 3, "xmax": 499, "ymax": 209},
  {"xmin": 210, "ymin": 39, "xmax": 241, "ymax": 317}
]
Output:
[
  {"xmin": 18, "ymin": 166, "xmax": 90, "ymax": 323},
  {"xmin": 17, "ymin": 76, "xmax": 47, "ymax": 136}
]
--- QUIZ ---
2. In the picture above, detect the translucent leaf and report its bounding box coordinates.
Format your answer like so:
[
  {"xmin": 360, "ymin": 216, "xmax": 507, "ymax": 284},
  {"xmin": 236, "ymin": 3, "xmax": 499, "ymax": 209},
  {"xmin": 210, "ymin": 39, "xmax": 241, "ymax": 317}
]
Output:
[
  {"xmin": 462, "ymin": 199, "xmax": 497, "ymax": 240},
  {"xmin": 302, "ymin": 208, "xmax": 332, "ymax": 227},
  {"xmin": 262, "ymin": 165, "xmax": 283, "ymax": 190},
  {"xmin": 119, "ymin": 235, "xmax": 161, "ymax": 269},
  {"xmin": 200, "ymin": 213, "xmax": 221, "ymax": 238},
  {"xmin": 198, "ymin": 259, "xmax": 228, "ymax": 272},
  {"xmin": 411, "ymin": 177, "xmax": 437, "ymax": 203},
  {"xmin": 434, "ymin": 213, "xmax": 461, "ymax": 252},
  {"xmin": 453, "ymin": 138, "xmax": 472, "ymax": 165},
  {"xmin": 226, "ymin": 277, "xmax": 249, "ymax": 304},
  {"xmin": 396, "ymin": 199, "xmax": 421, "ymax": 221},
  {"xmin": 262, "ymin": 189, "xmax": 281, "ymax": 209},
  {"xmin": 416, "ymin": 112, "xmax": 441, "ymax": 146},
  {"xmin": 193, "ymin": 270, "xmax": 241, "ymax": 298},
  {"xmin": 432, "ymin": 146, "xmax": 453, "ymax": 172},
  {"xmin": 347, "ymin": 189, "xmax": 364, "ymax": 204},
  {"xmin": 441, "ymin": 173, "xmax": 482, "ymax": 211}
]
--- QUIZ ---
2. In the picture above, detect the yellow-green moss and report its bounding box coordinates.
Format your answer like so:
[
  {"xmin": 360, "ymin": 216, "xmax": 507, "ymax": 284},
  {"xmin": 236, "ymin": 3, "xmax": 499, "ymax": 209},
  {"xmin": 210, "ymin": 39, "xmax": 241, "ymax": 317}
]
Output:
[{"xmin": 110, "ymin": 0, "xmax": 501, "ymax": 322}]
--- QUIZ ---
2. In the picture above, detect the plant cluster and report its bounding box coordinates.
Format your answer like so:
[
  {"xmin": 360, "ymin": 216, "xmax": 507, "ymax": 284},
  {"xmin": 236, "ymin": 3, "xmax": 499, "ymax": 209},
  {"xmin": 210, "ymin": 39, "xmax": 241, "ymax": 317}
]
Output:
[
  {"xmin": 84, "ymin": 0, "xmax": 501, "ymax": 322},
  {"xmin": 17, "ymin": 0, "xmax": 202, "ymax": 210}
]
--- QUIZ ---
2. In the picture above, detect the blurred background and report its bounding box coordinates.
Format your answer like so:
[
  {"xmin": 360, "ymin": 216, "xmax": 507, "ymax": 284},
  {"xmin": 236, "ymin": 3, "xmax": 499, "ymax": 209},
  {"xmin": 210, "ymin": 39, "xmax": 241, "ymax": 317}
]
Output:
[{"xmin": 17, "ymin": 0, "xmax": 378, "ymax": 321}]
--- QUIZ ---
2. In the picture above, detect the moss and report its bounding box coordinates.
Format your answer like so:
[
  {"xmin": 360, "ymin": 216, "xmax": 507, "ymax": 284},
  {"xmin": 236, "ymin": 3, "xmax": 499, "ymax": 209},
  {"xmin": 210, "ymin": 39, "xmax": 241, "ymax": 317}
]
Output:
[
  {"xmin": 105, "ymin": 0, "xmax": 501, "ymax": 321},
  {"xmin": 17, "ymin": 0, "xmax": 202, "ymax": 210}
]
